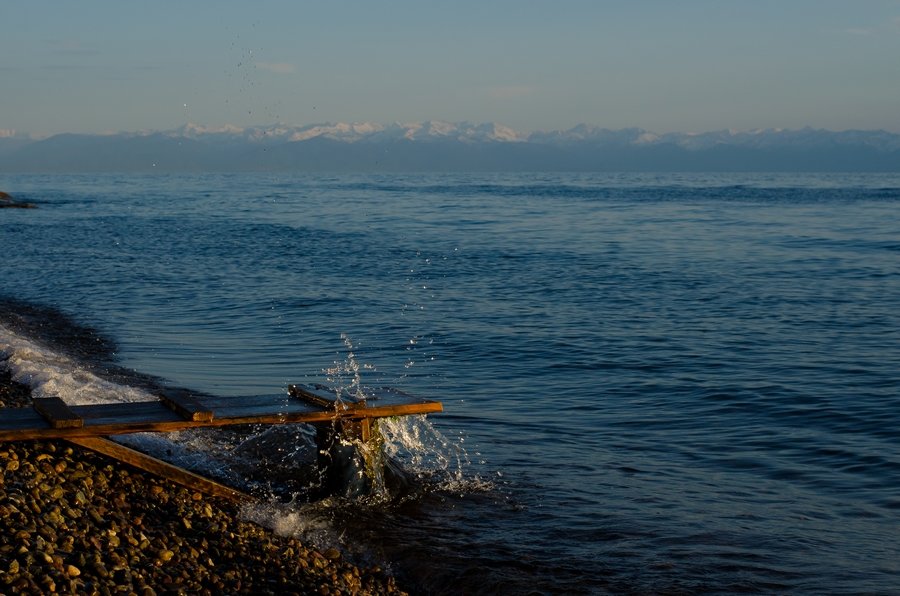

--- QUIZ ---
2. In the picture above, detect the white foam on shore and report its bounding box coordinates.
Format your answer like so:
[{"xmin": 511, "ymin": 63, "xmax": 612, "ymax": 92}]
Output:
[
  {"xmin": 0, "ymin": 322, "xmax": 154, "ymax": 405},
  {"xmin": 240, "ymin": 500, "xmax": 342, "ymax": 551}
]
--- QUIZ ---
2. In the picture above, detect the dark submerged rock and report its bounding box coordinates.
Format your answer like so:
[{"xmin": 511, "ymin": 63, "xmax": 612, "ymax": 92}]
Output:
[{"xmin": 0, "ymin": 191, "xmax": 36, "ymax": 209}]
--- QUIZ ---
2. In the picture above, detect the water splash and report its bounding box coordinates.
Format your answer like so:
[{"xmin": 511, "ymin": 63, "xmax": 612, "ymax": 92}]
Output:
[
  {"xmin": 319, "ymin": 334, "xmax": 489, "ymax": 497},
  {"xmin": 235, "ymin": 415, "xmax": 493, "ymax": 563},
  {"xmin": 240, "ymin": 499, "xmax": 344, "ymax": 553},
  {"xmin": 323, "ymin": 333, "xmax": 374, "ymax": 402},
  {"xmin": 379, "ymin": 415, "xmax": 494, "ymax": 494}
]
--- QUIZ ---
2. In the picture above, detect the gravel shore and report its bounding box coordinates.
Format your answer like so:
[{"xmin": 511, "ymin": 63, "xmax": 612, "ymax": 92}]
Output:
[{"xmin": 0, "ymin": 369, "xmax": 407, "ymax": 595}]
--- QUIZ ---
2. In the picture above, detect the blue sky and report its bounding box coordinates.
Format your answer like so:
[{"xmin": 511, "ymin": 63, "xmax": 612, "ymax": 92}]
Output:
[{"xmin": 3, "ymin": 1, "xmax": 900, "ymax": 136}]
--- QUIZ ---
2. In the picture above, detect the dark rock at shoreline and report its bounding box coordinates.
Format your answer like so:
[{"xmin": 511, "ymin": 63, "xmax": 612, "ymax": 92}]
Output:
[{"xmin": 0, "ymin": 191, "xmax": 36, "ymax": 209}]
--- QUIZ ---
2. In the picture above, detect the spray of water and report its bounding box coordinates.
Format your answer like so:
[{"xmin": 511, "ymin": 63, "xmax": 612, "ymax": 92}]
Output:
[
  {"xmin": 323, "ymin": 333, "xmax": 374, "ymax": 402},
  {"xmin": 380, "ymin": 415, "xmax": 494, "ymax": 494},
  {"xmin": 235, "ymin": 333, "xmax": 494, "ymax": 552},
  {"xmin": 240, "ymin": 499, "xmax": 344, "ymax": 553}
]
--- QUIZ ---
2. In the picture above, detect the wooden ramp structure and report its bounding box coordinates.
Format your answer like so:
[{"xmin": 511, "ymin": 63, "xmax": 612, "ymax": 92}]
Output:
[{"xmin": 0, "ymin": 384, "xmax": 443, "ymax": 502}]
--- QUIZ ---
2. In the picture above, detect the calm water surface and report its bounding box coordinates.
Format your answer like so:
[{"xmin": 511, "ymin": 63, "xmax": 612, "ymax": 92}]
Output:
[{"xmin": 1, "ymin": 172, "xmax": 899, "ymax": 594}]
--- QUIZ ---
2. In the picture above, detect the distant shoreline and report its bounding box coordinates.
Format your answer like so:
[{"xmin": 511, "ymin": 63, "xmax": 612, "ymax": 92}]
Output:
[{"xmin": 2, "ymin": 124, "xmax": 899, "ymax": 172}]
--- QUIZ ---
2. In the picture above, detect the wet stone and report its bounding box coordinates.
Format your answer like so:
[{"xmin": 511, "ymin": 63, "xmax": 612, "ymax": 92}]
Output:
[{"xmin": 157, "ymin": 549, "xmax": 175, "ymax": 564}]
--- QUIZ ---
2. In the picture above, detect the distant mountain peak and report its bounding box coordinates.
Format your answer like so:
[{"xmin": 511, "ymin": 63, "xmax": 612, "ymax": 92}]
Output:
[
  {"xmin": 3, "ymin": 122, "xmax": 898, "ymax": 172},
  {"xmin": 148, "ymin": 120, "xmax": 529, "ymax": 144}
]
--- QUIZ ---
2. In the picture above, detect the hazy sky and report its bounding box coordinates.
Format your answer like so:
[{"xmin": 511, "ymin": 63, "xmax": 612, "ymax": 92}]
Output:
[{"xmin": 3, "ymin": 1, "xmax": 900, "ymax": 136}]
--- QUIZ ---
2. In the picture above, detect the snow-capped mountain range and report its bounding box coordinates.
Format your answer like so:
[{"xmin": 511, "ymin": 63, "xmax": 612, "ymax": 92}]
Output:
[
  {"xmin": 2, "ymin": 121, "xmax": 899, "ymax": 171},
  {"xmin": 139, "ymin": 121, "xmax": 900, "ymax": 151},
  {"xmin": 158, "ymin": 121, "xmax": 526, "ymax": 144}
]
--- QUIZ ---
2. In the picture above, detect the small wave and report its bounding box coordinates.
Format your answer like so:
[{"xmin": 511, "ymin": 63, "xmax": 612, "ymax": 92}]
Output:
[{"xmin": 0, "ymin": 321, "xmax": 154, "ymax": 405}]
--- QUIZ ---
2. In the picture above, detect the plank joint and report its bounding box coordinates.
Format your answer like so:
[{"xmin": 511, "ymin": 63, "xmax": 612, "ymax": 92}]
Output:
[
  {"xmin": 32, "ymin": 397, "xmax": 83, "ymax": 429},
  {"xmin": 159, "ymin": 392, "xmax": 214, "ymax": 422}
]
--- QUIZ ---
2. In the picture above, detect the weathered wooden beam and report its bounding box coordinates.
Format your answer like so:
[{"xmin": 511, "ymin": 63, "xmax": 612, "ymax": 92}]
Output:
[
  {"xmin": 288, "ymin": 384, "xmax": 336, "ymax": 408},
  {"xmin": 32, "ymin": 397, "xmax": 83, "ymax": 429},
  {"xmin": 0, "ymin": 398, "xmax": 443, "ymax": 442},
  {"xmin": 159, "ymin": 391, "xmax": 214, "ymax": 422},
  {"xmin": 289, "ymin": 384, "xmax": 368, "ymax": 408},
  {"xmin": 68, "ymin": 436, "xmax": 251, "ymax": 503}
]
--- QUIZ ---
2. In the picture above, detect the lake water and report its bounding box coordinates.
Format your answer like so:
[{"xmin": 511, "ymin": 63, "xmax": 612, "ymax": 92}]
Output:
[{"xmin": 1, "ymin": 172, "xmax": 899, "ymax": 594}]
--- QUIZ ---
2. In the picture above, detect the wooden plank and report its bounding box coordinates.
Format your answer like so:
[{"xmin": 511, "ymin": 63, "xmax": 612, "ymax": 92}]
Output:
[
  {"xmin": 180, "ymin": 392, "xmax": 434, "ymax": 418},
  {"xmin": 32, "ymin": 397, "xmax": 83, "ymax": 429},
  {"xmin": 0, "ymin": 408, "xmax": 49, "ymax": 431},
  {"xmin": 84, "ymin": 394, "xmax": 316, "ymax": 422},
  {"xmin": 353, "ymin": 400, "xmax": 443, "ymax": 419},
  {"xmin": 1, "ymin": 399, "xmax": 442, "ymax": 442},
  {"xmin": 78, "ymin": 391, "xmax": 425, "ymax": 420},
  {"xmin": 198, "ymin": 403, "xmax": 309, "ymax": 420},
  {"xmin": 68, "ymin": 436, "xmax": 251, "ymax": 503},
  {"xmin": 288, "ymin": 384, "xmax": 336, "ymax": 408},
  {"xmin": 159, "ymin": 391, "xmax": 214, "ymax": 422},
  {"xmin": 0, "ymin": 402, "xmax": 441, "ymax": 441},
  {"xmin": 72, "ymin": 401, "xmax": 185, "ymax": 425},
  {"xmin": 1, "ymin": 392, "xmax": 443, "ymax": 442},
  {"xmin": 188, "ymin": 393, "xmax": 321, "ymax": 417}
]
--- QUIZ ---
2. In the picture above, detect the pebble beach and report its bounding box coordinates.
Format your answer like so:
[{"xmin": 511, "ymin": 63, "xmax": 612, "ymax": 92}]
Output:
[{"xmin": 0, "ymin": 369, "xmax": 407, "ymax": 595}]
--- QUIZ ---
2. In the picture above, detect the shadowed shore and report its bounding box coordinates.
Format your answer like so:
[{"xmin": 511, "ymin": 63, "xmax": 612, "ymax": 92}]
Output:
[{"xmin": 0, "ymin": 368, "xmax": 407, "ymax": 595}]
